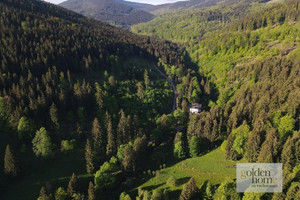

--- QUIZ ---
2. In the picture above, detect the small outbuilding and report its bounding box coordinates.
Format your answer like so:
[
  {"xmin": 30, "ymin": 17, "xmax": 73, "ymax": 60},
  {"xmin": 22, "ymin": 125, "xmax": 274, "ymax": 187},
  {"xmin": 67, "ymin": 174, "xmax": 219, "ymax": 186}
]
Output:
[{"xmin": 189, "ymin": 103, "xmax": 202, "ymax": 114}]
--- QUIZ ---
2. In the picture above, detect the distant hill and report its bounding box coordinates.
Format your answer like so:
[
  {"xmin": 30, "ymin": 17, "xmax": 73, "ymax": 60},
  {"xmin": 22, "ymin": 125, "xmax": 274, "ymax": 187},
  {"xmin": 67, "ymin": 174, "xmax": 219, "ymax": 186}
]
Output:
[
  {"xmin": 132, "ymin": 0, "xmax": 268, "ymax": 42},
  {"xmin": 144, "ymin": 0, "xmax": 267, "ymax": 15},
  {"xmin": 59, "ymin": 0, "xmax": 154, "ymax": 27},
  {"xmin": 115, "ymin": 0, "xmax": 152, "ymax": 9}
]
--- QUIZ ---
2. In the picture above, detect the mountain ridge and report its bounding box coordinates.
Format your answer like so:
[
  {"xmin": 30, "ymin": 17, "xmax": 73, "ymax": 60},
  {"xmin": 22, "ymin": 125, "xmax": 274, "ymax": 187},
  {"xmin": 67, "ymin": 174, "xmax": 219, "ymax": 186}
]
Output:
[{"xmin": 59, "ymin": 0, "xmax": 154, "ymax": 26}]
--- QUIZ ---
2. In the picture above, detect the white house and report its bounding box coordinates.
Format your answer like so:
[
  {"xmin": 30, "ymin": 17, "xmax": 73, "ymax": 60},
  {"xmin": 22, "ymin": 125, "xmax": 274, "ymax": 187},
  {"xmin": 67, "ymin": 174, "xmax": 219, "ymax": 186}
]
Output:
[{"xmin": 189, "ymin": 103, "xmax": 202, "ymax": 114}]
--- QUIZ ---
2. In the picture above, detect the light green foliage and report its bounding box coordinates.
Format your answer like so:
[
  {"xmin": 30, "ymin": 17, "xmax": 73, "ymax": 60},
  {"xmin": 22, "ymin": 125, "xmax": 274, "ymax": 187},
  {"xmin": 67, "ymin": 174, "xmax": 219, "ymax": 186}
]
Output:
[
  {"xmin": 166, "ymin": 176, "xmax": 178, "ymax": 187},
  {"xmin": 94, "ymin": 156, "xmax": 118, "ymax": 189},
  {"xmin": 174, "ymin": 141, "xmax": 185, "ymax": 159},
  {"xmin": 214, "ymin": 180, "xmax": 240, "ymax": 200},
  {"xmin": 231, "ymin": 124, "xmax": 250, "ymax": 158},
  {"xmin": 151, "ymin": 189, "xmax": 163, "ymax": 200},
  {"xmin": 271, "ymin": 110, "xmax": 282, "ymax": 128},
  {"xmin": 132, "ymin": 2, "xmax": 263, "ymax": 43},
  {"xmin": 55, "ymin": 187, "xmax": 67, "ymax": 200},
  {"xmin": 242, "ymin": 193, "xmax": 264, "ymax": 200},
  {"xmin": 18, "ymin": 116, "xmax": 34, "ymax": 139},
  {"xmin": 204, "ymin": 181, "xmax": 213, "ymax": 200},
  {"xmin": 123, "ymin": 194, "xmax": 132, "ymax": 200},
  {"xmin": 119, "ymin": 192, "xmax": 126, "ymax": 200},
  {"xmin": 278, "ymin": 114, "xmax": 295, "ymax": 139},
  {"xmin": 117, "ymin": 144, "xmax": 127, "ymax": 162},
  {"xmin": 61, "ymin": 139, "xmax": 76, "ymax": 153},
  {"xmin": 221, "ymin": 140, "xmax": 227, "ymax": 152},
  {"xmin": 72, "ymin": 193, "xmax": 85, "ymax": 200},
  {"xmin": 189, "ymin": 136, "xmax": 200, "ymax": 157},
  {"xmin": 138, "ymin": 147, "xmax": 246, "ymax": 192},
  {"xmin": 285, "ymin": 182, "xmax": 300, "ymax": 200},
  {"xmin": 32, "ymin": 127, "xmax": 53, "ymax": 158}
]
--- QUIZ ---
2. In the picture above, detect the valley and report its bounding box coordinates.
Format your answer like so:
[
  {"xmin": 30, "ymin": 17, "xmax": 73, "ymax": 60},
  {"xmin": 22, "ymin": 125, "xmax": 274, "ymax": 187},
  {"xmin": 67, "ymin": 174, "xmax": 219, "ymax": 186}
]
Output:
[{"xmin": 0, "ymin": 0, "xmax": 299, "ymax": 200}]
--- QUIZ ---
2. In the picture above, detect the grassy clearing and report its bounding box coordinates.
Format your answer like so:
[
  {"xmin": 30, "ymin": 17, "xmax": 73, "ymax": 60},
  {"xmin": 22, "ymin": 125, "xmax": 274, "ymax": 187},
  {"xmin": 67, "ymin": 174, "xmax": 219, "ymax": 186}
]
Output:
[
  {"xmin": 134, "ymin": 147, "xmax": 246, "ymax": 197},
  {"xmin": 1, "ymin": 147, "xmax": 92, "ymax": 200}
]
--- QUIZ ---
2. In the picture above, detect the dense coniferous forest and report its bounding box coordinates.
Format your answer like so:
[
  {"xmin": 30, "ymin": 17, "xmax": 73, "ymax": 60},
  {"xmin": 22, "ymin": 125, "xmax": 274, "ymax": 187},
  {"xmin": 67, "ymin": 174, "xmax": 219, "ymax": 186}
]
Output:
[{"xmin": 1, "ymin": 0, "xmax": 299, "ymax": 199}]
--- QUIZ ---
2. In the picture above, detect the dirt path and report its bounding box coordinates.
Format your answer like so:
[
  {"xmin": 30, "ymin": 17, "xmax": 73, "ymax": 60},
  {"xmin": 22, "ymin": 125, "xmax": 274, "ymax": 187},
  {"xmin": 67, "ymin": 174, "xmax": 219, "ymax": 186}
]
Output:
[{"xmin": 153, "ymin": 64, "xmax": 177, "ymax": 112}]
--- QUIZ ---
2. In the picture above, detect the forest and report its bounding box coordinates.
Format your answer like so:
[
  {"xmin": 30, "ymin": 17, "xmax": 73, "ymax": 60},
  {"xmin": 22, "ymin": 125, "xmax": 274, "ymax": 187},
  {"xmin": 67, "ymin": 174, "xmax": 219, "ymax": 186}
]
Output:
[{"xmin": 1, "ymin": 0, "xmax": 299, "ymax": 199}]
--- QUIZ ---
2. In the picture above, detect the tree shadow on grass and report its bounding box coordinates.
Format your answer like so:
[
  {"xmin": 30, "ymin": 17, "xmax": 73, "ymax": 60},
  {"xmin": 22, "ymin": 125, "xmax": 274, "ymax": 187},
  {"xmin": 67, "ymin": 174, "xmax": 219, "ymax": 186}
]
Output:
[
  {"xmin": 168, "ymin": 189, "xmax": 182, "ymax": 199},
  {"xmin": 142, "ymin": 183, "xmax": 165, "ymax": 191},
  {"xmin": 177, "ymin": 177, "xmax": 191, "ymax": 186}
]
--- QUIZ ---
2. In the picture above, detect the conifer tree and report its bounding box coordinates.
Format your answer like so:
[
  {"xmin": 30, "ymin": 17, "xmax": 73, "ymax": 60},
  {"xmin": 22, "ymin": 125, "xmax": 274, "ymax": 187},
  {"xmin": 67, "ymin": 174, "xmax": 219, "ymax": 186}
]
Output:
[
  {"xmin": 281, "ymin": 136, "xmax": 294, "ymax": 173},
  {"xmin": 122, "ymin": 145, "xmax": 136, "ymax": 171},
  {"xmin": 133, "ymin": 135, "xmax": 147, "ymax": 168},
  {"xmin": 245, "ymin": 130, "xmax": 261, "ymax": 162},
  {"xmin": 92, "ymin": 117, "xmax": 104, "ymax": 154},
  {"xmin": 257, "ymin": 128, "xmax": 279, "ymax": 163},
  {"xmin": 144, "ymin": 70, "xmax": 150, "ymax": 88},
  {"xmin": 49, "ymin": 102, "xmax": 59, "ymax": 128},
  {"xmin": 189, "ymin": 136, "xmax": 200, "ymax": 157},
  {"xmin": 85, "ymin": 139, "xmax": 94, "ymax": 174},
  {"xmin": 67, "ymin": 173, "xmax": 77, "ymax": 197},
  {"xmin": 106, "ymin": 112, "xmax": 116, "ymax": 157},
  {"xmin": 204, "ymin": 181, "xmax": 213, "ymax": 200},
  {"xmin": 88, "ymin": 181, "xmax": 95, "ymax": 200},
  {"xmin": 4, "ymin": 144, "xmax": 19, "ymax": 177},
  {"xmin": 95, "ymin": 85, "xmax": 103, "ymax": 109},
  {"xmin": 38, "ymin": 186, "xmax": 50, "ymax": 200},
  {"xmin": 117, "ymin": 110, "xmax": 129, "ymax": 147},
  {"xmin": 181, "ymin": 99, "xmax": 188, "ymax": 113},
  {"xmin": 225, "ymin": 132, "xmax": 236, "ymax": 160},
  {"xmin": 174, "ymin": 132, "xmax": 186, "ymax": 159},
  {"xmin": 136, "ymin": 82, "xmax": 144, "ymax": 100},
  {"xmin": 179, "ymin": 177, "xmax": 198, "ymax": 200}
]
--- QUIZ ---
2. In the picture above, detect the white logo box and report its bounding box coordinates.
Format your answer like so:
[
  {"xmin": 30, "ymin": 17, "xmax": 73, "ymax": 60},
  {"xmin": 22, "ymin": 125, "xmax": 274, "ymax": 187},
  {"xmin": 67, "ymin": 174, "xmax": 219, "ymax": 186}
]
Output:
[{"xmin": 236, "ymin": 163, "xmax": 282, "ymax": 193}]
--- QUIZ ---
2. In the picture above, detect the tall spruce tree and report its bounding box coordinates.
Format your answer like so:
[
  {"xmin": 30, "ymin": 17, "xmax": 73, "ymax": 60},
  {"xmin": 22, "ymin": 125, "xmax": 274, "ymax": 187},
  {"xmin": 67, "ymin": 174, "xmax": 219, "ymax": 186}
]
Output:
[
  {"xmin": 92, "ymin": 117, "xmax": 105, "ymax": 155},
  {"xmin": 67, "ymin": 173, "xmax": 77, "ymax": 197},
  {"xmin": 85, "ymin": 139, "xmax": 95, "ymax": 174},
  {"xmin": 4, "ymin": 144, "xmax": 19, "ymax": 177},
  {"xmin": 38, "ymin": 186, "xmax": 50, "ymax": 200},
  {"xmin": 144, "ymin": 70, "xmax": 150, "ymax": 88},
  {"xmin": 225, "ymin": 132, "xmax": 236, "ymax": 160},
  {"xmin": 179, "ymin": 177, "xmax": 198, "ymax": 200},
  {"xmin": 245, "ymin": 130, "xmax": 261, "ymax": 162},
  {"xmin": 257, "ymin": 128, "xmax": 279, "ymax": 163},
  {"xmin": 189, "ymin": 136, "xmax": 200, "ymax": 157},
  {"xmin": 106, "ymin": 112, "xmax": 116, "ymax": 157},
  {"xmin": 122, "ymin": 145, "xmax": 136, "ymax": 171},
  {"xmin": 117, "ymin": 110, "xmax": 129, "ymax": 147},
  {"xmin": 88, "ymin": 181, "xmax": 95, "ymax": 200},
  {"xmin": 281, "ymin": 136, "xmax": 295, "ymax": 173},
  {"xmin": 49, "ymin": 102, "xmax": 59, "ymax": 128}
]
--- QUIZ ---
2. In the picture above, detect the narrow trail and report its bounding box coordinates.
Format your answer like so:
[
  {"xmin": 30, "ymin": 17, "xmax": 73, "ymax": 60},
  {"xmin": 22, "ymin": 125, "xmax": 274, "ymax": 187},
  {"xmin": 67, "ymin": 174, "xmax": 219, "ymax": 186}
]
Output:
[{"xmin": 153, "ymin": 64, "xmax": 177, "ymax": 112}]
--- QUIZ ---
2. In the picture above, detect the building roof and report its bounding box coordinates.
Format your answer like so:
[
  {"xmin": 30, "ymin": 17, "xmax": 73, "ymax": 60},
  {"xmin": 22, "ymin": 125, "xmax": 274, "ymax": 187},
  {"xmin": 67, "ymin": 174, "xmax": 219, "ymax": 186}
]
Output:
[{"xmin": 190, "ymin": 103, "xmax": 202, "ymax": 109}]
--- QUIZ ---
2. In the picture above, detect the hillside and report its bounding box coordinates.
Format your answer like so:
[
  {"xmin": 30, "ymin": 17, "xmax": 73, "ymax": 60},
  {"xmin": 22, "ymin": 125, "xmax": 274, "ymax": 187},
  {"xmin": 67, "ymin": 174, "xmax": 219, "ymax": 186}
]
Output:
[
  {"xmin": 1, "ymin": 0, "xmax": 299, "ymax": 199},
  {"xmin": 132, "ymin": 0, "xmax": 267, "ymax": 43},
  {"xmin": 129, "ymin": 0, "xmax": 300, "ymax": 199},
  {"xmin": 144, "ymin": 0, "xmax": 262, "ymax": 15},
  {"xmin": 0, "ymin": 0, "xmax": 190, "ymax": 199},
  {"xmin": 59, "ymin": 0, "xmax": 154, "ymax": 27},
  {"xmin": 115, "ymin": 0, "xmax": 152, "ymax": 9}
]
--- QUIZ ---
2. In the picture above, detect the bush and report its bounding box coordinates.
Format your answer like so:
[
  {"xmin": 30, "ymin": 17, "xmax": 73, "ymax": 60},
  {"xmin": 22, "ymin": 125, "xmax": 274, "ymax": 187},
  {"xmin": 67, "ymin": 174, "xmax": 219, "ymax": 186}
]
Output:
[
  {"xmin": 167, "ymin": 176, "xmax": 178, "ymax": 187},
  {"xmin": 61, "ymin": 139, "xmax": 76, "ymax": 153},
  {"xmin": 221, "ymin": 140, "xmax": 227, "ymax": 152}
]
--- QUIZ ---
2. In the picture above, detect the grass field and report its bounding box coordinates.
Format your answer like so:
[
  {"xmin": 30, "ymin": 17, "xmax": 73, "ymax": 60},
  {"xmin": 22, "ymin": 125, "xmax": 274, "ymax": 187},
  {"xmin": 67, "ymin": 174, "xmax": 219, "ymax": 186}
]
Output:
[{"xmin": 133, "ymin": 147, "xmax": 246, "ymax": 198}]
